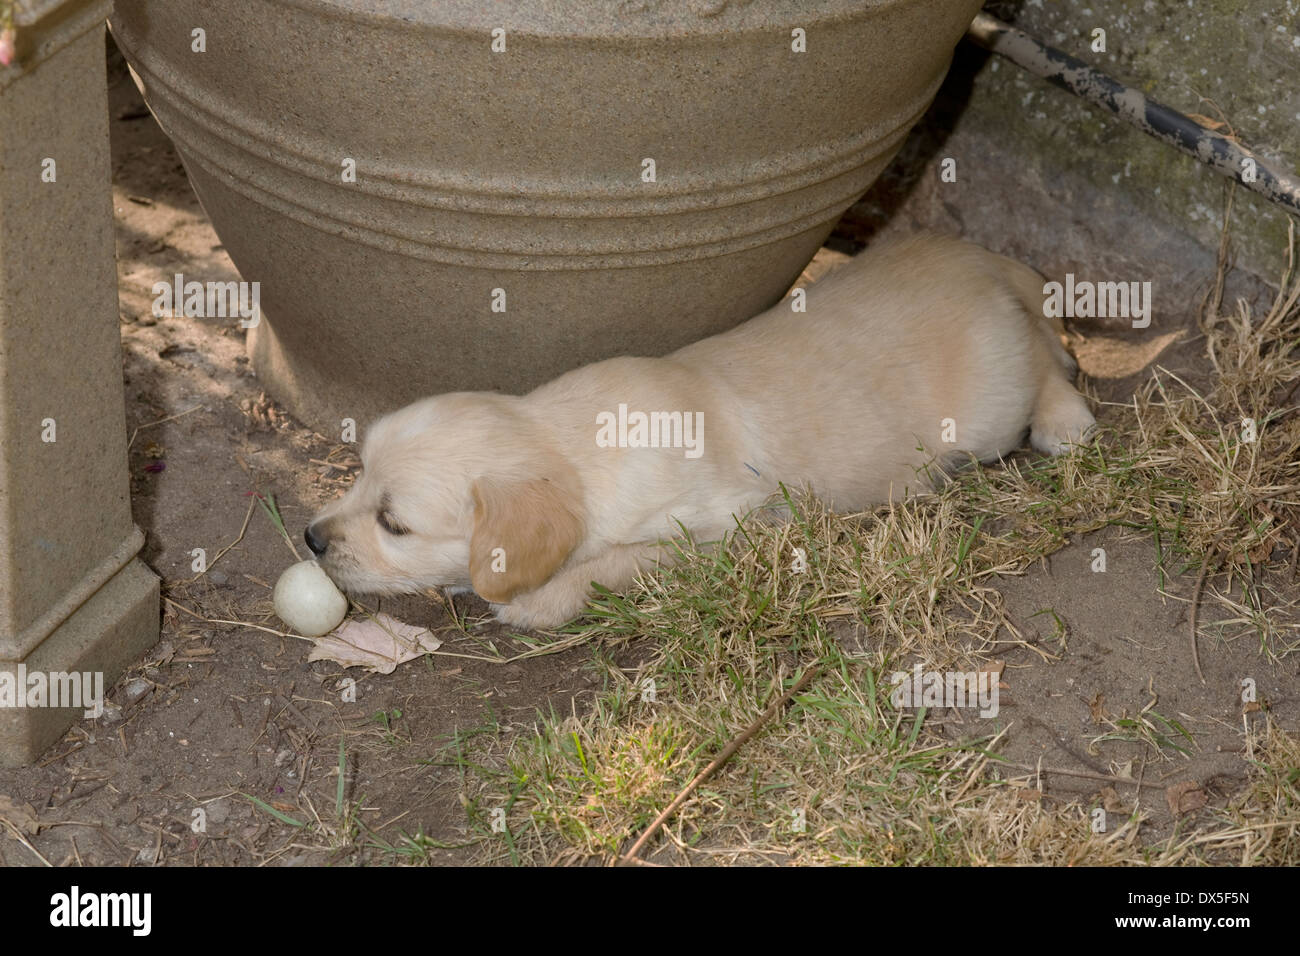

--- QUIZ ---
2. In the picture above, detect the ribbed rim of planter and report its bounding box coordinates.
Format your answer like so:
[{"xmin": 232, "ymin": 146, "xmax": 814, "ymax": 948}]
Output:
[
  {"xmin": 274, "ymin": 0, "xmax": 930, "ymax": 40},
  {"xmin": 129, "ymin": 52, "xmax": 934, "ymax": 213},
  {"xmin": 181, "ymin": 151, "xmax": 897, "ymax": 270},
  {"xmin": 114, "ymin": 16, "xmax": 940, "ymax": 268}
]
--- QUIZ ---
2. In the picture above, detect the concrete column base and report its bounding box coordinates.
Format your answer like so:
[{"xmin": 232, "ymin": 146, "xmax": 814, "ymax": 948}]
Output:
[
  {"xmin": 0, "ymin": 560, "xmax": 158, "ymax": 767},
  {"xmin": 0, "ymin": 1, "xmax": 160, "ymax": 765}
]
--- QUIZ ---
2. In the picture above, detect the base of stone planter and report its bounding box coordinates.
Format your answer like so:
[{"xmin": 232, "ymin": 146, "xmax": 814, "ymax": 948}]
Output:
[
  {"xmin": 0, "ymin": 560, "xmax": 158, "ymax": 767},
  {"xmin": 241, "ymin": 214, "xmax": 836, "ymax": 434}
]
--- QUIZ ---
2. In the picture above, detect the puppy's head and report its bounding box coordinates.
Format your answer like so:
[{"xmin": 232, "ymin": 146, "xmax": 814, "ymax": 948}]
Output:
[{"xmin": 306, "ymin": 393, "xmax": 584, "ymax": 603}]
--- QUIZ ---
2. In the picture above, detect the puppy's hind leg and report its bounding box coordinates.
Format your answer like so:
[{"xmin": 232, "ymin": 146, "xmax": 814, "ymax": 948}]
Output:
[
  {"xmin": 995, "ymin": 253, "xmax": 1080, "ymax": 377},
  {"xmin": 992, "ymin": 251, "xmax": 1095, "ymax": 456},
  {"xmin": 1029, "ymin": 373, "xmax": 1096, "ymax": 456}
]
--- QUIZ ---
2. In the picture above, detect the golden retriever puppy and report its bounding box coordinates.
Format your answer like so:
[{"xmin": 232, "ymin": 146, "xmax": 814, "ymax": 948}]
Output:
[{"xmin": 305, "ymin": 235, "xmax": 1094, "ymax": 627}]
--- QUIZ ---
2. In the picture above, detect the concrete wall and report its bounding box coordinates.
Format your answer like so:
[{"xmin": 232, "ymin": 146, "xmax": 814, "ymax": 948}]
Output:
[{"xmin": 977, "ymin": 0, "xmax": 1299, "ymax": 280}]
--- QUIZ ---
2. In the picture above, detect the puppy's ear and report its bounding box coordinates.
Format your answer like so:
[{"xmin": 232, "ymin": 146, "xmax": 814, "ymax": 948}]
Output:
[{"xmin": 469, "ymin": 477, "xmax": 583, "ymax": 603}]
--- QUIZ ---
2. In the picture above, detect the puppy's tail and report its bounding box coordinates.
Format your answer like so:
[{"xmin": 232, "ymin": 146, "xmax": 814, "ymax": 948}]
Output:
[{"xmin": 994, "ymin": 253, "xmax": 1078, "ymax": 378}]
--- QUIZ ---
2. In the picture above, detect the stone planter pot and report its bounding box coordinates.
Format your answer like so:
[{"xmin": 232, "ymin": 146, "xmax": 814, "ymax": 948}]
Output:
[{"xmin": 110, "ymin": 0, "xmax": 981, "ymax": 433}]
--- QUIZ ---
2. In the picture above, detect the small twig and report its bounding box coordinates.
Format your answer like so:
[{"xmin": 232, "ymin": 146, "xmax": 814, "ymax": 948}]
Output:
[
  {"xmin": 163, "ymin": 596, "xmax": 297, "ymax": 638},
  {"xmin": 247, "ymin": 698, "xmax": 275, "ymax": 754},
  {"xmin": 996, "ymin": 762, "xmax": 1165, "ymax": 790},
  {"xmin": 618, "ymin": 666, "xmax": 820, "ymax": 865},
  {"xmin": 189, "ymin": 498, "xmax": 257, "ymax": 583},
  {"xmin": 309, "ymin": 458, "xmax": 360, "ymax": 471},
  {"xmin": 1188, "ymin": 541, "xmax": 1220, "ymax": 685},
  {"xmin": 38, "ymin": 742, "xmax": 84, "ymax": 767},
  {"xmin": 1, "ymin": 820, "xmax": 52, "ymax": 866},
  {"xmin": 127, "ymin": 404, "xmax": 203, "ymax": 450}
]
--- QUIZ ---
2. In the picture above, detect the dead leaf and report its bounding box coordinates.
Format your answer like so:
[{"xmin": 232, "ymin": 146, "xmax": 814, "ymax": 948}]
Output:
[
  {"xmin": 1185, "ymin": 113, "xmax": 1241, "ymax": 143},
  {"xmin": 0, "ymin": 795, "xmax": 42, "ymax": 835},
  {"xmin": 1089, "ymin": 692, "xmax": 1109, "ymax": 724},
  {"xmin": 1243, "ymin": 701, "xmax": 1261, "ymax": 714},
  {"xmin": 239, "ymin": 392, "xmax": 281, "ymax": 431},
  {"xmin": 792, "ymin": 247, "xmax": 853, "ymax": 289},
  {"xmin": 1100, "ymin": 786, "xmax": 1125, "ymax": 813},
  {"xmin": 1247, "ymin": 530, "xmax": 1281, "ymax": 563},
  {"xmin": 1074, "ymin": 330, "xmax": 1186, "ymax": 379},
  {"xmin": 302, "ymin": 613, "xmax": 443, "ymax": 674},
  {"xmin": 1165, "ymin": 781, "xmax": 1207, "ymax": 817},
  {"xmin": 1185, "ymin": 112, "xmax": 1227, "ymax": 131}
]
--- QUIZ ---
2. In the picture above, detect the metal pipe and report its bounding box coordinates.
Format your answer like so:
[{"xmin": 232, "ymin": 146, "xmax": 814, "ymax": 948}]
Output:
[{"xmin": 966, "ymin": 11, "xmax": 1300, "ymax": 217}]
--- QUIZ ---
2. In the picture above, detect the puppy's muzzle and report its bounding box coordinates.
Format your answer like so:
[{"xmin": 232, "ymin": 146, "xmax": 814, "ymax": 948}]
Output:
[{"xmin": 304, "ymin": 522, "xmax": 329, "ymax": 557}]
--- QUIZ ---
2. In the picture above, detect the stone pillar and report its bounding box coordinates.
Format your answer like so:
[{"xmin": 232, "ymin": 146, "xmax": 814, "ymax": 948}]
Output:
[{"xmin": 0, "ymin": 0, "xmax": 159, "ymax": 765}]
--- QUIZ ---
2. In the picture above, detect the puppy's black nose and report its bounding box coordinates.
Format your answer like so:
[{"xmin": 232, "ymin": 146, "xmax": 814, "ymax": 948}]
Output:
[{"xmin": 304, "ymin": 523, "xmax": 328, "ymax": 557}]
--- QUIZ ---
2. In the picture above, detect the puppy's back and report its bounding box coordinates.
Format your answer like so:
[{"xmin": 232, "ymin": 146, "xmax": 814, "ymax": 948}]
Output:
[{"xmin": 675, "ymin": 235, "xmax": 1057, "ymax": 505}]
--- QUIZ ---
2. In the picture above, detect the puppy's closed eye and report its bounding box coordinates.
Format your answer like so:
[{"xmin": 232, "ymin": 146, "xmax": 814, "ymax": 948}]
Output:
[{"xmin": 377, "ymin": 493, "xmax": 410, "ymax": 536}]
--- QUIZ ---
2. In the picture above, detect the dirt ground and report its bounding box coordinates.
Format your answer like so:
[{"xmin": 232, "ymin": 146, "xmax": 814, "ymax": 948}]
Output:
[
  {"xmin": 0, "ymin": 40, "xmax": 1293, "ymax": 866},
  {"xmin": 982, "ymin": 528, "xmax": 1297, "ymax": 846}
]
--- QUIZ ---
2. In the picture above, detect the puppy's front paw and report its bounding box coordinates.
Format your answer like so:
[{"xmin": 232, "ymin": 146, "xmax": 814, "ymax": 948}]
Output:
[
  {"xmin": 491, "ymin": 600, "xmax": 551, "ymax": 630},
  {"xmin": 491, "ymin": 583, "xmax": 591, "ymax": 630}
]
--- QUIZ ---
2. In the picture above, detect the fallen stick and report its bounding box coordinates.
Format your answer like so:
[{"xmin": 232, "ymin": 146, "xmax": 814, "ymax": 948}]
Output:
[
  {"xmin": 996, "ymin": 762, "xmax": 1165, "ymax": 790},
  {"xmin": 618, "ymin": 665, "xmax": 821, "ymax": 866}
]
